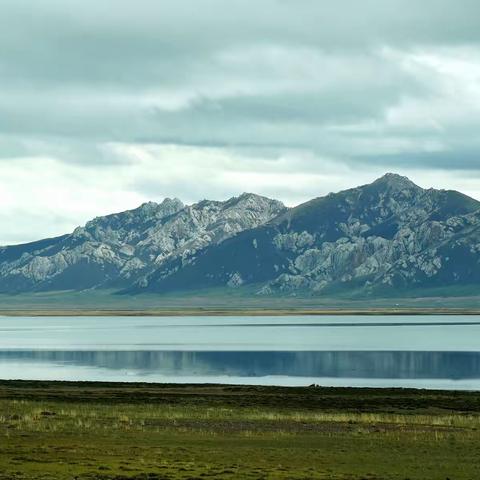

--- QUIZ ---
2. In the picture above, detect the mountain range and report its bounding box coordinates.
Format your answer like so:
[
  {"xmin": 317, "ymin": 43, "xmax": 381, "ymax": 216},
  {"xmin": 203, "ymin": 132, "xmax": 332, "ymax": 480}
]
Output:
[{"xmin": 1, "ymin": 173, "xmax": 479, "ymax": 298}]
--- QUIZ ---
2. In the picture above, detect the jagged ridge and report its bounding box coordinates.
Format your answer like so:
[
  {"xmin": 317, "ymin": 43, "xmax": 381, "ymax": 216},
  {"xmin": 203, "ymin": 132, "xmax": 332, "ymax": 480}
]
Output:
[
  {"xmin": 131, "ymin": 174, "xmax": 480, "ymax": 296},
  {"xmin": 0, "ymin": 193, "xmax": 286, "ymax": 292},
  {"xmin": 1, "ymin": 173, "xmax": 479, "ymax": 297}
]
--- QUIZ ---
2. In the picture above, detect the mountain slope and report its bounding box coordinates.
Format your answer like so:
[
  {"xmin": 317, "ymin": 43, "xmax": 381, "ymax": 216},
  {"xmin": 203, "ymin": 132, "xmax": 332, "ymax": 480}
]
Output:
[
  {"xmin": 0, "ymin": 194, "xmax": 286, "ymax": 293},
  {"xmin": 132, "ymin": 174, "xmax": 480, "ymax": 295},
  {"xmin": 1, "ymin": 173, "xmax": 479, "ymax": 297}
]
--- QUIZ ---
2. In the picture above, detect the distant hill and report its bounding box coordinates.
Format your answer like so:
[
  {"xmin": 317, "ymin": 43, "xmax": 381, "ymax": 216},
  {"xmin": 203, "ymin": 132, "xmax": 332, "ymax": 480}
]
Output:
[{"xmin": 1, "ymin": 173, "xmax": 479, "ymax": 299}]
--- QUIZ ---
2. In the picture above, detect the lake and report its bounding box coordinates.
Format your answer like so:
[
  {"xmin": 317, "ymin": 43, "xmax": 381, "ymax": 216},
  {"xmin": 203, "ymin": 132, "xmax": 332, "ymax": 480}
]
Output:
[{"xmin": 1, "ymin": 315, "xmax": 480, "ymax": 389}]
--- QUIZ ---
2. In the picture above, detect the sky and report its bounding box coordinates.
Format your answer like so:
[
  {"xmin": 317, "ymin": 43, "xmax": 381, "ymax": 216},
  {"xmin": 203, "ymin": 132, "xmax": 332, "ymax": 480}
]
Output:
[{"xmin": 1, "ymin": 0, "xmax": 480, "ymax": 244}]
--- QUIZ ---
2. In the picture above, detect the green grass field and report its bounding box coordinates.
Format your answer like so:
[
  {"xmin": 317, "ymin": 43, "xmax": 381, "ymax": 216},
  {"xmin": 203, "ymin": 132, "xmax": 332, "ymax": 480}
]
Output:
[
  {"xmin": 0, "ymin": 285, "xmax": 479, "ymax": 314},
  {"xmin": 0, "ymin": 381, "xmax": 479, "ymax": 479}
]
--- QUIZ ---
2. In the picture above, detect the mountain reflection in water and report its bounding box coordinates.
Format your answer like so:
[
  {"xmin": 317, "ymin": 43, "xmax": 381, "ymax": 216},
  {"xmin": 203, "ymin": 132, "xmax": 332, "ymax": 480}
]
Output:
[{"xmin": 1, "ymin": 350, "xmax": 480, "ymax": 380}]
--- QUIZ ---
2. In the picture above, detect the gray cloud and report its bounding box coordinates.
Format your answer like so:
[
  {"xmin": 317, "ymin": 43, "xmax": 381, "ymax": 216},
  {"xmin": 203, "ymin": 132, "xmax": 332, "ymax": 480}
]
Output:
[
  {"xmin": 355, "ymin": 150, "xmax": 480, "ymax": 171},
  {"xmin": 1, "ymin": 0, "xmax": 480, "ymax": 243}
]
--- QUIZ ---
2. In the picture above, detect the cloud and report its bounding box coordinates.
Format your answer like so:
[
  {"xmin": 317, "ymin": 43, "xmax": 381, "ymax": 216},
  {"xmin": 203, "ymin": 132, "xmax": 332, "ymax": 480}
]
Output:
[
  {"xmin": 1, "ymin": 1, "xmax": 480, "ymax": 243},
  {"xmin": 0, "ymin": 157, "xmax": 146, "ymax": 244},
  {"xmin": 1, "ymin": 142, "xmax": 479, "ymax": 246}
]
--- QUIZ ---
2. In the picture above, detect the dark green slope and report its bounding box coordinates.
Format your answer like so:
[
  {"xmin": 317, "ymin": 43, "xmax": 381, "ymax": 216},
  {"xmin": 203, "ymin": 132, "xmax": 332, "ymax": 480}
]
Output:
[
  {"xmin": 135, "ymin": 174, "xmax": 480, "ymax": 295},
  {"xmin": 132, "ymin": 225, "xmax": 287, "ymax": 293}
]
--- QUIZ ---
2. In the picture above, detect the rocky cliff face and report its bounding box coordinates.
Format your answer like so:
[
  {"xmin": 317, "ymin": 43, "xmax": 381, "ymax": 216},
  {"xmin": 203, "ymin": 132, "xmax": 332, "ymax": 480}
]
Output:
[
  {"xmin": 0, "ymin": 194, "xmax": 286, "ymax": 292},
  {"xmin": 133, "ymin": 174, "xmax": 480, "ymax": 296},
  {"xmin": 262, "ymin": 174, "xmax": 480, "ymax": 294},
  {"xmin": 1, "ymin": 174, "xmax": 479, "ymax": 296}
]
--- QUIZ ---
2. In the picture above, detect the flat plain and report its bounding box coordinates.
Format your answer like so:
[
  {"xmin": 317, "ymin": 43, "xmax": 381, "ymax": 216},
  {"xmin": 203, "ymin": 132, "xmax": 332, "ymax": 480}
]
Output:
[{"xmin": 0, "ymin": 381, "xmax": 479, "ymax": 479}]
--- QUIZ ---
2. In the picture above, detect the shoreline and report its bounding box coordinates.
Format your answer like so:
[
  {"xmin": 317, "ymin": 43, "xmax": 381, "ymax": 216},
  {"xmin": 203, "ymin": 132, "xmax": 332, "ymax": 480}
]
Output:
[
  {"xmin": 1, "ymin": 377, "xmax": 479, "ymax": 402},
  {"xmin": 1, "ymin": 307, "xmax": 480, "ymax": 316}
]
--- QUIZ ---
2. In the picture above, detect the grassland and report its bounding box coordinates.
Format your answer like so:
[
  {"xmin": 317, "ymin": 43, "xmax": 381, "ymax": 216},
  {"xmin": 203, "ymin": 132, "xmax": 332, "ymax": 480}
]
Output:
[
  {"xmin": 0, "ymin": 286, "xmax": 479, "ymax": 316},
  {"xmin": 1, "ymin": 290, "xmax": 480, "ymax": 316},
  {"xmin": 0, "ymin": 381, "xmax": 480, "ymax": 479}
]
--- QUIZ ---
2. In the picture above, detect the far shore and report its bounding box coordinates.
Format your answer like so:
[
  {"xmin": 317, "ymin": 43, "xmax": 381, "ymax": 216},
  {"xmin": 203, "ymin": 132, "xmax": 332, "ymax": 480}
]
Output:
[{"xmin": 0, "ymin": 307, "xmax": 480, "ymax": 316}]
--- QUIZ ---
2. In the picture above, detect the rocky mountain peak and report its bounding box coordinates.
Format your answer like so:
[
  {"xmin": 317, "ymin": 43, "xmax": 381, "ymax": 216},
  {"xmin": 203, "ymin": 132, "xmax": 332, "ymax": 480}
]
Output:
[
  {"xmin": 237, "ymin": 192, "xmax": 265, "ymax": 201},
  {"xmin": 227, "ymin": 192, "xmax": 285, "ymax": 211},
  {"xmin": 138, "ymin": 198, "xmax": 184, "ymax": 217},
  {"xmin": 371, "ymin": 173, "xmax": 421, "ymax": 191},
  {"xmin": 159, "ymin": 197, "xmax": 184, "ymax": 210}
]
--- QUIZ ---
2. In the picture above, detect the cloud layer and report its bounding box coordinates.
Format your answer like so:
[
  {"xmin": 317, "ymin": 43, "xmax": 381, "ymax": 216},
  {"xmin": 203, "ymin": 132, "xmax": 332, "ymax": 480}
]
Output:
[{"xmin": 1, "ymin": 0, "xmax": 480, "ymax": 243}]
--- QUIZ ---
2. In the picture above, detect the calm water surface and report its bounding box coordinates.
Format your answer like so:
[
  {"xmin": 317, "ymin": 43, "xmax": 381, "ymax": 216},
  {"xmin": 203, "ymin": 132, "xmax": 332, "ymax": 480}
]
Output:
[{"xmin": 1, "ymin": 315, "xmax": 480, "ymax": 389}]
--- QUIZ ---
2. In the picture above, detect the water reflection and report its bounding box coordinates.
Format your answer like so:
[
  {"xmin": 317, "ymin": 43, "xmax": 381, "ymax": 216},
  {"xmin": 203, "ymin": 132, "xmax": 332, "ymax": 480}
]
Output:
[{"xmin": 1, "ymin": 350, "xmax": 480, "ymax": 380}]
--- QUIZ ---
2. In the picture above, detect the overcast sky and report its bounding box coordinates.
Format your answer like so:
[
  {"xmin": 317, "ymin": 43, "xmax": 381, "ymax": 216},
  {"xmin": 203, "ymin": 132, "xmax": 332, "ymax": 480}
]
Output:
[{"xmin": 1, "ymin": 0, "xmax": 480, "ymax": 244}]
